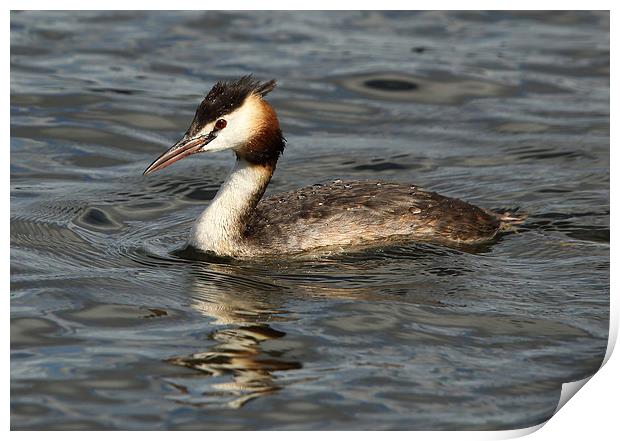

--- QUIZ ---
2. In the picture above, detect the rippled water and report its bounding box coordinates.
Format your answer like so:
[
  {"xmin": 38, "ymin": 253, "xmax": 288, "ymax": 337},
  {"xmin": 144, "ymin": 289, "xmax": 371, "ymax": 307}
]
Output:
[{"xmin": 10, "ymin": 11, "xmax": 609, "ymax": 430}]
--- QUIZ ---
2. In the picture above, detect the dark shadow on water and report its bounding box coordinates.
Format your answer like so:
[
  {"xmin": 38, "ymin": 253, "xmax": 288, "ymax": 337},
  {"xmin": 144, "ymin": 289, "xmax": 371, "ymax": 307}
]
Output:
[
  {"xmin": 172, "ymin": 233, "xmax": 507, "ymax": 266},
  {"xmin": 364, "ymin": 79, "xmax": 418, "ymax": 91},
  {"xmin": 74, "ymin": 206, "xmax": 123, "ymax": 232},
  {"xmin": 172, "ymin": 245, "xmax": 237, "ymax": 265},
  {"xmin": 337, "ymin": 71, "xmax": 517, "ymax": 104}
]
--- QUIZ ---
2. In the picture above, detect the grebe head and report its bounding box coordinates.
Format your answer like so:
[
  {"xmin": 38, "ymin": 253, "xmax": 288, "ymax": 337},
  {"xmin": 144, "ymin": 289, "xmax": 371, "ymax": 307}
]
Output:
[{"xmin": 144, "ymin": 75, "xmax": 285, "ymax": 175}]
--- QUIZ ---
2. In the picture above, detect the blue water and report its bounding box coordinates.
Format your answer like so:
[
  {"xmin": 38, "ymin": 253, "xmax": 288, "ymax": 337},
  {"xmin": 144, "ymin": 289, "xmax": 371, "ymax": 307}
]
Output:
[{"xmin": 11, "ymin": 11, "xmax": 609, "ymax": 429}]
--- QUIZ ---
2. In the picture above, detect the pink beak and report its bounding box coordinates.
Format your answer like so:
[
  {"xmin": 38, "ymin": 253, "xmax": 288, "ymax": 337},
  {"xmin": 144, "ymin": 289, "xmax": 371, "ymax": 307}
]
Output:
[{"xmin": 143, "ymin": 133, "xmax": 215, "ymax": 175}]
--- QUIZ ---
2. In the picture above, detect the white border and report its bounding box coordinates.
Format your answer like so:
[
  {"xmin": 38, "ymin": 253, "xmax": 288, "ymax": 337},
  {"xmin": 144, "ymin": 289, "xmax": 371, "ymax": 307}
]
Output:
[{"xmin": 6, "ymin": 2, "xmax": 615, "ymax": 438}]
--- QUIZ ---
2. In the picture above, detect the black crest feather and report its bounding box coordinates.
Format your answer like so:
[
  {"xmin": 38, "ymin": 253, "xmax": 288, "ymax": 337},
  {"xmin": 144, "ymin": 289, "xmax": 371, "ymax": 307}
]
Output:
[{"xmin": 188, "ymin": 75, "xmax": 277, "ymax": 136}]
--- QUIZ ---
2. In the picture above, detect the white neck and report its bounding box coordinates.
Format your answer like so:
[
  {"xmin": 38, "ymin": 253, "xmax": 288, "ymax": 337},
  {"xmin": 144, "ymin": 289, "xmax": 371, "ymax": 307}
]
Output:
[{"xmin": 188, "ymin": 157, "xmax": 272, "ymax": 254}]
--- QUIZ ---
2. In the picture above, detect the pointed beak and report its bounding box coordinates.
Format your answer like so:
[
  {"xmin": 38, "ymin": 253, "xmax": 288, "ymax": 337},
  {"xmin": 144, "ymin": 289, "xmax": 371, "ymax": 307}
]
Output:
[{"xmin": 143, "ymin": 133, "xmax": 215, "ymax": 175}]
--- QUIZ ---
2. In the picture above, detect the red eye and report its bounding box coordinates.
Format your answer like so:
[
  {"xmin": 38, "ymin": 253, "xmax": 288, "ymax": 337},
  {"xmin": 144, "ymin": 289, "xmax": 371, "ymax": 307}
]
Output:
[{"xmin": 215, "ymin": 119, "xmax": 227, "ymax": 130}]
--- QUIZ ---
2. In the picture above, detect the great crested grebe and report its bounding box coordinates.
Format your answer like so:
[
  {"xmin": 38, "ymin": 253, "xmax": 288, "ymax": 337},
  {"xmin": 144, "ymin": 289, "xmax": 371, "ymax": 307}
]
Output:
[{"xmin": 144, "ymin": 76, "xmax": 522, "ymax": 258}]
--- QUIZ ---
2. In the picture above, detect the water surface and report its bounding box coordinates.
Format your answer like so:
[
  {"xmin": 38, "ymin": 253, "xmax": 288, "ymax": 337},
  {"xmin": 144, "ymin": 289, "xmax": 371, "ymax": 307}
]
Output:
[{"xmin": 11, "ymin": 11, "xmax": 609, "ymax": 430}]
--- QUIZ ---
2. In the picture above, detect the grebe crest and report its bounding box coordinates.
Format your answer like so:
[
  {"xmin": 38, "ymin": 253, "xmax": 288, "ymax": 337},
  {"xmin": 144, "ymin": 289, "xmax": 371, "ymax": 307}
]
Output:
[
  {"xmin": 144, "ymin": 75, "xmax": 285, "ymax": 173},
  {"xmin": 144, "ymin": 75, "xmax": 524, "ymax": 258}
]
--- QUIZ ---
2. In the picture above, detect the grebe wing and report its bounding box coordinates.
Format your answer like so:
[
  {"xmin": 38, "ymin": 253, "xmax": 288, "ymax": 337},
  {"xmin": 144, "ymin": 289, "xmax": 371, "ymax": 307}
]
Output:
[{"xmin": 245, "ymin": 180, "xmax": 502, "ymax": 250}]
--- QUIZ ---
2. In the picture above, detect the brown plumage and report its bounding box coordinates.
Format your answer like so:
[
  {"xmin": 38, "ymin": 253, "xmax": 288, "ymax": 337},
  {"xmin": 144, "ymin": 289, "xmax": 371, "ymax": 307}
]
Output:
[
  {"xmin": 235, "ymin": 96, "xmax": 285, "ymax": 167},
  {"xmin": 242, "ymin": 180, "xmax": 512, "ymax": 256}
]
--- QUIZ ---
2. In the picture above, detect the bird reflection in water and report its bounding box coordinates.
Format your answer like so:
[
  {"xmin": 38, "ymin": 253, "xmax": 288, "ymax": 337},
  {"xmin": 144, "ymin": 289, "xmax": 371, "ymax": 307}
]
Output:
[{"xmin": 164, "ymin": 263, "xmax": 302, "ymax": 409}]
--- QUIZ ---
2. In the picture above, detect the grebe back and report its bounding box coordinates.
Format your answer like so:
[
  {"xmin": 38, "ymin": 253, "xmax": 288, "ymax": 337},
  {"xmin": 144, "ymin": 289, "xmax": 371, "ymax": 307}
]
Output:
[{"xmin": 144, "ymin": 76, "xmax": 522, "ymax": 258}]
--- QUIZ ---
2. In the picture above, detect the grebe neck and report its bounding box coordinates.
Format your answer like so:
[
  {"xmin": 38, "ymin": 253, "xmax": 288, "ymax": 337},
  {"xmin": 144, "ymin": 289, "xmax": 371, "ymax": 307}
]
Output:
[{"xmin": 188, "ymin": 157, "xmax": 273, "ymax": 253}]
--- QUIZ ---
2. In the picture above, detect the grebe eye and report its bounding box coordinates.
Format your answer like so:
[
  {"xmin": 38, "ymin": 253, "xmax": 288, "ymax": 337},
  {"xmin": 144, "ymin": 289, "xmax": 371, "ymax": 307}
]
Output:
[{"xmin": 215, "ymin": 119, "xmax": 227, "ymax": 130}]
